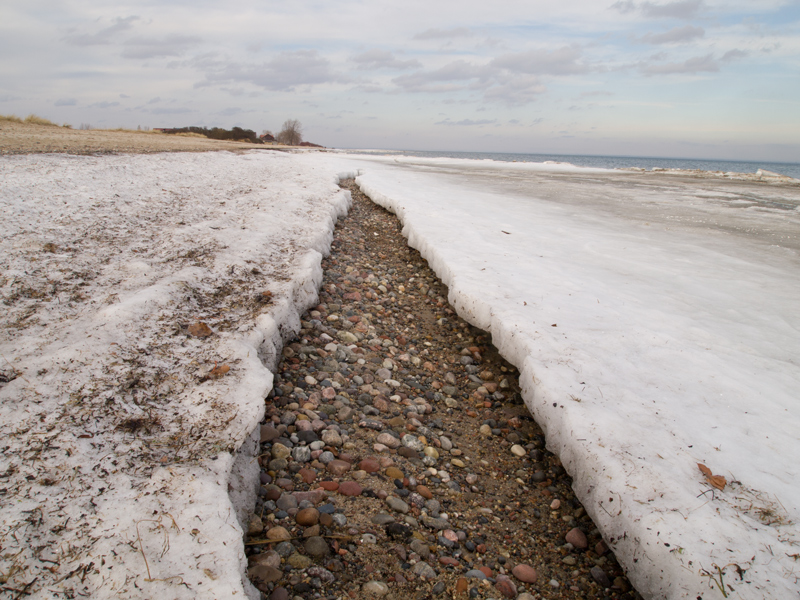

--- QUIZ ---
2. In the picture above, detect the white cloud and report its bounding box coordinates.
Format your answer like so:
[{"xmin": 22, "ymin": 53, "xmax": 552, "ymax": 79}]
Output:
[
  {"xmin": 413, "ymin": 27, "xmax": 474, "ymax": 40},
  {"xmin": 434, "ymin": 118, "xmax": 496, "ymax": 126},
  {"xmin": 121, "ymin": 35, "xmax": 201, "ymax": 59},
  {"xmin": 62, "ymin": 16, "xmax": 139, "ymax": 46},
  {"xmin": 490, "ymin": 46, "xmax": 590, "ymax": 75},
  {"xmin": 55, "ymin": 98, "xmax": 77, "ymax": 106},
  {"xmin": 611, "ymin": 0, "xmax": 703, "ymax": 19},
  {"xmin": 642, "ymin": 53, "xmax": 718, "ymax": 74},
  {"xmin": 351, "ymin": 50, "xmax": 421, "ymax": 70},
  {"xmin": 638, "ymin": 25, "xmax": 704, "ymax": 44}
]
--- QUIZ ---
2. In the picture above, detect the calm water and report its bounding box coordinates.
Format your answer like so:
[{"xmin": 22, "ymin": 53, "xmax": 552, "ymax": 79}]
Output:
[{"xmin": 349, "ymin": 149, "xmax": 800, "ymax": 180}]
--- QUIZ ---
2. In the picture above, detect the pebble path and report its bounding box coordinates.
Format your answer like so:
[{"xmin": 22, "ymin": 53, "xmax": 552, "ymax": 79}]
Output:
[{"xmin": 245, "ymin": 181, "xmax": 641, "ymax": 600}]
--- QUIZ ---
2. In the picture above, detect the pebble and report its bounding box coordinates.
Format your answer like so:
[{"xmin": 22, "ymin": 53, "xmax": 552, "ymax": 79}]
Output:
[{"xmin": 244, "ymin": 183, "xmax": 637, "ymax": 600}]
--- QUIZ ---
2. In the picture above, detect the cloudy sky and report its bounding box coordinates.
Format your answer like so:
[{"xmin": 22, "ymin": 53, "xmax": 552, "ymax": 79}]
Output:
[{"xmin": 2, "ymin": 0, "xmax": 799, "ymax": 161}]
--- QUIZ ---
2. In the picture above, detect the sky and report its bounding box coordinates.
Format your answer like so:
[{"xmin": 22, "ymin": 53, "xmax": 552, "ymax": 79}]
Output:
[{"xmin": 1, "ymin": 0, "xmax": 799, "ymax": 161}]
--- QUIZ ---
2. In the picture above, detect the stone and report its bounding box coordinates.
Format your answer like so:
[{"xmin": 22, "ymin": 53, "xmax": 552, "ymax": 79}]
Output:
[
  {"xmin": 565, "ymin": 527, "xmax": 588, "ymax": 549},
  {"xmin": 512, "ymin": 564, "xmax": 538, "ymax": 583},
  {"xmin": 510, "ymin": 444, "xmax": 526, "ymax": 457},
  {"xmin": 359, "ymin": 458, "xmax": 380, "ymax": 473},
  {"xmin": 321, "ymin": 429, "xmax": 343, "ymax": 446},
  {"xmin": 265, "ymin": 526, "xmax": 291, "ymax": 541},
  {"xmin": 362, "ymin": 581, "xmax": 390, "ymax": 597},
  {"xmin": 376, "ymin": 433, "xmax": 401, "ymax": 449},
  {"xmin": 495, "ymin": 575, "xmax": 517, "ymax": 599},
  {"xmin": 271, "ymin": 443, "xmax": 291, "ymax": 459},
  {"xmin": 412, "ymin": 561, "xmax": 437, "ymax": 578},
  {"xmin": 269, "ymin": 587, "xmax": 290, "ymax": 600},
  {"xmin": 338, "ymin": 481, "xmax": 363, "ymax": 496},
  {"xmin": 319, "ymin": 480, "xmax": 339, "ymax": 491},
  {"xmin": 409, "ymin": 538, "xmax": 430, "ymax": 559},
  {"xmin": 591, "ymin": 566, "xmax": 611, "ymax": 588},
  {"xmin": 401, "ymin": 435, "xmax": 425, "ymax": 451},
  {"xmin": 327, "ymin": 459, "xmax": 351, "ymax": 475},
  {"xmin": 386, "ymin": 497, "xmax": 409, "ymax": 513},
  {"xmin": 464, "ymin": 569, "xmax": 487, "ymax": 579},
  {"xmin": 248, "ymin": 514, "xmax": 264, "ymax": 536},
  {"xmin": 295, "ymin": 507, "xmax": 320, "ymax": 526},
  {"xmin": 304, "ymin": 535, "xmax": 330, "ymax": 557},
  {"xmin": 384, "ymin": 466, "xmax": 403, "ymax": 479},
  {"xmin": 415, "ymin": 485, "xmax": 433, "ymax": 499},
  {"xmin": 292, "ymin": 446, "xmax": 312, "ymax": 463},
  {"xmin": 287, "ymin": 553, "xmax": 312, "ymax": 569},
  {"xmin": 261, "ymin": 425, "xmax": 280, "ymax": 443},
  {"xmin": 248, "ymin": 550, "xmax": 281, "ymax": 569},
  {"xmin": 248, "ymin": 564, "xmax": 282, "ymax": 588},
  {"xmin": 455, "ymin": 578, "xmax": 468, "ymax": 595},
  {"xmin": 479, "ymin": 424, "xmax": 492, "ymax": 436}
]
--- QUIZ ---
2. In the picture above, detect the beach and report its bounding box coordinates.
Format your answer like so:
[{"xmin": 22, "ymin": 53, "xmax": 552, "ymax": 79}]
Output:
[{"xmin": 2, "ymin": 122, "xmax": 799, "ymax": 599}]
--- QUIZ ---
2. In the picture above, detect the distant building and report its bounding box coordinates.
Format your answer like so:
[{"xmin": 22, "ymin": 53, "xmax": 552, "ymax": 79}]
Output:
[{"xmin": 260, "ymin": 133, "xmax": 276, "ymax": 143}]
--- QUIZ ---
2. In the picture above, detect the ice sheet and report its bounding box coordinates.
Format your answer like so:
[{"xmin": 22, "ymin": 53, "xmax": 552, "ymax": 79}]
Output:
[
  {"xmin": 0, "ymin": 151, "xmax": 351, "ymax": 599},
  {"xmin": 320, "ymin": 153, "xmax": 800, "ymax": 599}
]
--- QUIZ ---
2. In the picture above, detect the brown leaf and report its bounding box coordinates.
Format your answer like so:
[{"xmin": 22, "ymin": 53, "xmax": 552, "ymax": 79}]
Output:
[
  {"xmin": 209, "ymin": 363, "xmax": 230, "ymax": 378},
  {"xmin": 697, "ymin": 463, "xmax": 727, "ymax": 490},
  {"xmin": 188, "ymin": 322, "xmax": 213, "ymax": 337}
]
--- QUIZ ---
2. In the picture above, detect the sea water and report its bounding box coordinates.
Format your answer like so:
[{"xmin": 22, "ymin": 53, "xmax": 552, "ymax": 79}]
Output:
[{"xmin": 346, "ymin": 149, "xmax": 800, "ymax": 180}]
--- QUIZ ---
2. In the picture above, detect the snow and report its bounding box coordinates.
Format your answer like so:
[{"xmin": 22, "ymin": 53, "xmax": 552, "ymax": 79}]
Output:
[
  {"xmin": 318, "ymin": 153, "xmax": 800, "ymax": 599},
  {"xmin": 0, "ymin": 151, "xmax": 352, "ymax": 599}
]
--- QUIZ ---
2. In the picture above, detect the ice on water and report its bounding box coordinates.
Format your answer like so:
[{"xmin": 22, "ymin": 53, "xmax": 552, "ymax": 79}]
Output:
[{"xmin": 320, "ymin": 153, "xmax": 800, "ymax": 599}]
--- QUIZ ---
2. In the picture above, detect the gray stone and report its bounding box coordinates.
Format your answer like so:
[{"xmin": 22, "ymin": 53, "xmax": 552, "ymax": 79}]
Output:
[
  {"xmin": 362, "ymin": 581, "xmax": 390, "ymax": 597},
  {"xmin": 292, "ymin": 446, "xmax": 312, "ymax": 463},
  {"xmin": 386, "ymin": 497, "xmax": 409, "ymax": 514},
  {"xmin": 304, "ymin": 536, "xmax": 330, "ymax": 557},
  {"xmin": 412, "ymin": 561, "xmax": 437, "ymax": 578},
  {"xmin": 401, "ymin": 435, "xmax": 424, "ymax": 452}
]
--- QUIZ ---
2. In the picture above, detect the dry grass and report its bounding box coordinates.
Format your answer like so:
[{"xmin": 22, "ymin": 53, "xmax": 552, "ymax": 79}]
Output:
[
  {"xmin": 24, "ymin": 114, "xmax": 57, "ymax": 126},
  {"xmin": 0, "ymin": 114, "xmax": 23, "ymax": 123}
]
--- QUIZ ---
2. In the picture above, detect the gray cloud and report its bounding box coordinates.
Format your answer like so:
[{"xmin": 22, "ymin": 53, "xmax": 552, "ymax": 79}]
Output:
[
  {"xmin": 392, "ymin": 60, "xmax": 487, "ymax": 93},
  {"xmin": 482, "ymin": 75, "xmax": 547, "ymax": 106},
  {"xmin": 149, "ymin": 107, "xmax": 194, "ymax": 115},
  {"xmin": 63, "ymin": 16, "xmax": 139, "ymax": 46},
  {"xmin": 351, "ymin": 50, "xmax": 421, "ymax": 70},
  {"xmin": 414, "ymin": 27, "xmax": 474, "ymax": 40},
  {"xmin": 721, "ymin": 49, "xmax": 748, "ymax": 62},
  {"xmin": 642, "ymin": 53, "xmax": 718, "ymax": 74},
  {"xmin": 434, "ymin": 118, "xmax": 496, "ymax": 126},
  {"xmin": 147, "ymin": 97, "xmax": 161, "ymax": 104},
  {"xmin": 197, "ymin": 50, "xmax": 345, "ymax": 92},
  {"xmin": 122, "ymin": 35, "xmax": 202, "ymax": 59},
  {"xmin": 612, "ymin": 0, "xmax": 703, "ymax": 19},
  {"xmin": 638, "ymin": 25, "xmax": 704, "ymax": 44},
  {"xmin": 490, "ymin": 46, "xmax": 589, "ymax": 75},
  {"xmin": 88, "ymin": 101, "xmax": 121, "ymax": 109},
  {"xmin": 55, "ymin": 98, "xmax": 77, "ymax": 106}
]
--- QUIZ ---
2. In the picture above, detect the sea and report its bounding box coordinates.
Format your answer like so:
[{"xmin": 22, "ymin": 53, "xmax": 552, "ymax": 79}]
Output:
[{"xmin": 348, "ymin": 149, "xmax": 800, "ymax": 180}]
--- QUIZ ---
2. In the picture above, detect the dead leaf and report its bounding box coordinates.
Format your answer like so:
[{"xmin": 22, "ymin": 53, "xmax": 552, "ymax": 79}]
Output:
[
  {"xmin": 188, "ymin": 322, "xmax": 213, "ymax": 337},
  {"xmin": 698, "ymin": 463, "xmax": 727, "ymax": 490},
  {"xmin": 209, "ymin": 363, "xmax": 230, "ymax": 378}
]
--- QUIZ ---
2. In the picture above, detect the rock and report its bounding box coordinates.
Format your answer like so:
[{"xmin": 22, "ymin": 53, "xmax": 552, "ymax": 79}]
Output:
[
  {"xmin": 362, "ymin": 581, "xmax": 390, "ymax": 597},
  {"xmin": 565, "ymin": 527, "xmax": 588, "ymax": 549},
  {"xmin": 248, "ymin": 550, "xmax": 281, "ymax": 569},
  {"xmin": 386, "ymin": 497, "xmax": 409, "ymax": 514},
  {"xmin": 479, "ymin": 424, "xmax": 492, "ymax": 436},
  {"xmin": 510, "ymin": 444, "xmax": 526, "ymax": 457},
  {"xmin": 385, "ymin": 522, "xmax": 411, "ymax": 539},
  {"xmin": 495, "ymin": 576, "xmax": 517, "ymax": 598},
  {"xmin": 269, "ymin": 587, "xmax": 290, "ymax": 600},
  {"xmin": 287, "ymin": 553, "xmax": 312, "ymax": 569},
  {"xmin": 321, "ymin": 429, "xmax": 343, "ymax": 446},
  {"xmin": 248, "ymin": 514, "xmax": 264, "ymax": 536},
  {"xmin": 304, "ymin": 536, "xmax": 330, "ymax": 557},
  {"xmin": 385, "ymin": 466, "xmax": 403, "ymax": 479},
  {"xmin": 359, "ymin": 458, "xmax": 380, "ymax": 472},
  {"xmin": 415, "ymin": 484, "xmax": 433, "ymax": 499},
  {"xmin": 265, "ymin": 526, "xmax": 291, "ymax": 541},
  {"xmin": 271, "ymin": 443, "xmax": 291, "ymax": 459},
  {"xmin": 319, "ymin": 480, "xmax": 339, "ymax": 491},
  {"xmin": 398, "ymin": 447, "xmax": 419, "ymax": 459},
  {"xmin": 409, "ymin": 538, "xmax": 430, "ymax": 558},
  {"xmin": 412, "ymin": 561, "xmax": 437, "ymax": 578},
  {"xmin": 591, "ymin": 565, "xmax": 611, "ymax": 588},
  {"xmin": 295, "ymin": 507, "xmax": 320, "ymax": 526},
  {"xmin": 327, "ymin": 459, "xmax": 351, "ymax": 475},
  {"xmin": 401, "ymin": 435, "xmax": 424, "ymax": 451},
  {"xmin": 261, "ymin": 425, "xmax": 280, "ymax": 443},
  {"xmin": 292, "ymin": 446, "xmax": 312, "ymax": 463},
  {"xmin": 338, "ymin": 481, "xmax": 363, "ymax": 496},
  {"xmin": 512, "ymin": 564, "xmax": 538, "ymax": 583},
  {"xmin": 432, "ymin": 580, "xmax": 446, "ymax": 595},
  {"xmin": 464, "ymin": 569, "xmax": 487, "ymax": 579},
  {"xmin": 248, "ymin": 564, "xmax": 282, "ymax": 589},
  {"xmin": 455, "ymin": 577, "xmax": 468, "ymax": 595},
  {"xmin": 376, "ymin": 433, "xmax": 400, "ymax": 449}
]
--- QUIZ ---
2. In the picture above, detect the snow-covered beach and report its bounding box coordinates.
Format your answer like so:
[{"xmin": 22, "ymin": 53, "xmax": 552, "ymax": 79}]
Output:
[
  {"xmin": 0, "ymin": 151, "xmax": 352, "ymax": 599},
  {"xmin": 2, "ymin": 146, "xmax": 799, "ymax": 599},
  {"xmin": 320, "ymin": 153, "xmax": 800, "ymax": 598}
]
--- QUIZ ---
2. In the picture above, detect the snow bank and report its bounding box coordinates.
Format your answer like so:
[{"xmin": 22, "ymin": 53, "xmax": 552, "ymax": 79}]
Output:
[
  {"xmin": 0, "ymin": 151, "xmax": 349, "ymax": 599},
  {"xmin": 319, "ymin": 153, "xmax": 800, "ymax": 599}
]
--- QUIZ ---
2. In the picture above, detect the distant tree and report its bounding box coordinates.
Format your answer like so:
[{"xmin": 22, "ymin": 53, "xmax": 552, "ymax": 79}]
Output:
[
  {"xmin": 261, "ymin": 129, "xmax": 273, "ymax": 137},
  {"xmin": 277, "ymin": 119, "xmax": 303, "ymax": 145}
]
